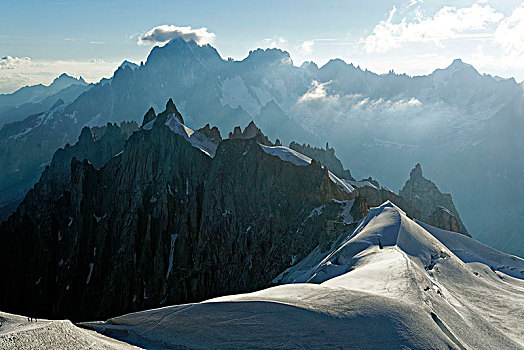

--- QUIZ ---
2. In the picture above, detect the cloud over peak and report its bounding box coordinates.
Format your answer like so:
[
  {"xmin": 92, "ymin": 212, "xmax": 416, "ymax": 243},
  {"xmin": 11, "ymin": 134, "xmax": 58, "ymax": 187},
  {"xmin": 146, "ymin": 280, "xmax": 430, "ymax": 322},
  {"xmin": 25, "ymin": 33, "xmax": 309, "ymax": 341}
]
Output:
[
  {"xmin": 138, "ymin": 25, "xmax": 215, "ymax": 46},
  {"xmin": 298, "ymin": 80, "xmax": 338, "ymax": 103}
]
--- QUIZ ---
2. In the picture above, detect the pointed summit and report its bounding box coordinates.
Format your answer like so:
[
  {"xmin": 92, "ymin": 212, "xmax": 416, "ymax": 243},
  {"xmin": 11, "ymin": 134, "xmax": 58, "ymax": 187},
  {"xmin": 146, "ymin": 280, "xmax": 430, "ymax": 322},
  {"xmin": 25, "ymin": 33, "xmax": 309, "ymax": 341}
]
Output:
[
  {"xmin": 439, "ymin": 58, "xmax": 479, "ymax": 77},
  {"xmin": 165, "ymin": 98, "xmax": 184, "ymax": 124},
  {"xmin": 410, "ymin": 163, "xmax": 423, "ymax": 179},
  {"xmin": 51, "ymin": 73, "xmax": 87, "ymax": 88},
  {"xmin": 197, "ymin": 124, "xmax": 222, "ymax": 143},
  {"xmin": 56, "ymin": 73, "xmax": 70, "ymax": 79},
  {"xmin": 141, "ymin": 107, "xmax": 156, "ymax": 127},
  {"xmin": 243, "ymin": 121, "xmax": 272, "ymax": 145},
  {"xmin": 243, "ymin": 121, "xmax": 261, "ymax": 138}
]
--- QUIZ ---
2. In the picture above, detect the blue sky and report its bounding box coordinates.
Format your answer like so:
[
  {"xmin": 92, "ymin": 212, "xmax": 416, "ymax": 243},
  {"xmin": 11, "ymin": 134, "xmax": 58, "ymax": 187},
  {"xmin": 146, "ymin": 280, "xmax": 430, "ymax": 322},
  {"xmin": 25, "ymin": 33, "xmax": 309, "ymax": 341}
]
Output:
[{"xmin": 1, "ymin": 0, "xmax": 523, "ymax": 93}]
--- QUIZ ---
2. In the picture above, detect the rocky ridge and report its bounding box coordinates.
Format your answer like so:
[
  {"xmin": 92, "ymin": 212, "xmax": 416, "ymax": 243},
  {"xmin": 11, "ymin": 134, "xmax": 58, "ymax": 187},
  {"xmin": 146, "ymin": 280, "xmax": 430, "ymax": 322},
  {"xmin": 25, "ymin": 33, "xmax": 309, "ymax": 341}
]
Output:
[
  {"xmin": 0, "ymin": 101, "xmax": 468, "ymax": 321},
  {"xmin": 289, "ymin": 141, "xmax": 354, "ymax": 180}
]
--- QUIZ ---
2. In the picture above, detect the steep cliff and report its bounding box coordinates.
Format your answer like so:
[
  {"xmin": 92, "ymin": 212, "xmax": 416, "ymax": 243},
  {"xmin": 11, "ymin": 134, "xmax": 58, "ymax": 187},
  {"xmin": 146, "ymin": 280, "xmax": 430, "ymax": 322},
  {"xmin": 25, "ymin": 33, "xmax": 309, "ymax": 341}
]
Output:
[{"xmin": 400, "ymin": 163, "xmax": 469, "ymax": 235}]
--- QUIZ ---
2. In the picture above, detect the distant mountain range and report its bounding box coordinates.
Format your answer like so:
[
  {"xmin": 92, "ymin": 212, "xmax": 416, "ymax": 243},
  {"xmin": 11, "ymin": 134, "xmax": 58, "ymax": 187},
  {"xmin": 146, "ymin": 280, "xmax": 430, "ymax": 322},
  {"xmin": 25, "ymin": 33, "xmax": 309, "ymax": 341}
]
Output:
[
  {"xmin": 0, "ymin": 73, "xmax": 90, "ymax": 127},
  {"xmin": 0, "ymin": 38, "xmax": 523, "ymax": 257}
]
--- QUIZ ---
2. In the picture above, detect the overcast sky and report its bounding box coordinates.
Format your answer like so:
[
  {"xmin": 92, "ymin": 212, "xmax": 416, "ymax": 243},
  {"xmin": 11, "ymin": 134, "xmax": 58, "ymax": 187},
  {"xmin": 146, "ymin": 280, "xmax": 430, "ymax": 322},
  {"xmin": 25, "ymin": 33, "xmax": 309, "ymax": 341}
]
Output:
[{"xmin": 1, "ymin": 0, "xmax": 523, "ymax": 93}]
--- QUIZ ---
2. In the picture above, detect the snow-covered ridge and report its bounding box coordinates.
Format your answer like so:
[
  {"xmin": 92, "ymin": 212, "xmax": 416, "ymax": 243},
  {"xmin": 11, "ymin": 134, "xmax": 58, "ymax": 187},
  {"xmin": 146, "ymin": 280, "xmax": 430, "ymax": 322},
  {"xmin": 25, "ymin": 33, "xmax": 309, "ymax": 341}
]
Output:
[
  {"xmin": 142, "ymin": 113, "xmax": 218, "ymax": 157},
  {"xmin": 259, "ymin": 144, "xmax": 355, "ymax": 193},
  {"xmin": 347, "ymin": 179, "xmax": 378, "ymax": 189},
  {"xmin": 83, "ymin": 200, "xmax": 524, "ymax": 349},
  {"xmin": 417, "ymin": 220, "xmax": 524, "ymax": 280},
  {"xmin": 0, "ymin": 311, "xmax": 136, "ymax": 349}
]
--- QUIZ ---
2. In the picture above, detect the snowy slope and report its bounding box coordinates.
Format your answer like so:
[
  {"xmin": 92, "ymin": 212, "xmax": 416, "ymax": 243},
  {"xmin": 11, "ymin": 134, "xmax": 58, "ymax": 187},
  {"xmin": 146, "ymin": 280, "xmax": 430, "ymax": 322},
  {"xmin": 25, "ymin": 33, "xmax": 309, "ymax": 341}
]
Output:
[
  {"xmin": 84, "ymin": 201, "xmax": 524, "ymax": 349},
  {"xmin": 417, "ymin": 220, "xmax": 524, "ymax": 280},
  {"xmin": 0, "ymin": 312, "xmax": 138, "ymax": 349}
]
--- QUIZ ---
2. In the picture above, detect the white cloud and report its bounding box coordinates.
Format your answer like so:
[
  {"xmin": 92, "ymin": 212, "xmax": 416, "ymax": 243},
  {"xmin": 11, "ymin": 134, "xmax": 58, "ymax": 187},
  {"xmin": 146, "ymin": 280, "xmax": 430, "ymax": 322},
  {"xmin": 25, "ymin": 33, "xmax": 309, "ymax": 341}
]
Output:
[
  {"xmin": 0, "ymin": 56, "xmax": 31, "ymax": 70},
  {"xmin": 300, "ymin": 40, "xmax": 314, "ymax": 54},
  {"xmin": 494, "ymin": 5, "xmax": 524, "ymax": 57},
  {"xmin": 355, "ymin": 97, "xmax": 422, "ymax": 110},
  {"xmin": 138, "ymin": 25, "xmax": 215, "ymax": 46},
  {"xmin": 408, "ymin": 0, "xmax": 423, "ymax": 7},
  {"xmin": 299, "ymin": 81, "xmax": 338, "ymax": 103},
  {"xmin": 364, "ymin": 3, "xmax": 504, "ymax": 53}
]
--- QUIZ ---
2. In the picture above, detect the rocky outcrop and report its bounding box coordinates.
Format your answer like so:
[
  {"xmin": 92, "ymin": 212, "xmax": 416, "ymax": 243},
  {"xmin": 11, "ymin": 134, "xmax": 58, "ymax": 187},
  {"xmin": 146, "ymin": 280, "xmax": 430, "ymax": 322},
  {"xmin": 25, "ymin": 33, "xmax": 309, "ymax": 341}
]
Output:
[
  {"xmin": 400, "ymin": 163, "xmax": 469, "ymax": 235},
  {"xmin": 0, "ymin": 103, "xmax": 351, "ymax": 322},
  {"xmin": 228, "ymin": 121, "xmax": 272, "ymax": 145},
  {"xmin": 359, "ymin": 176, "xmax": 380, "ymax": 188},
  {"xmin": 289, "ymin": 141, "xmax": 355, "ymax": 180},
  {"xmin": 141, "ymin": 107, "xmax": 156, "ymax": 127},
  {"xmin": 197, "ymin": 124, "xmax": 222, "ymax": 143}
]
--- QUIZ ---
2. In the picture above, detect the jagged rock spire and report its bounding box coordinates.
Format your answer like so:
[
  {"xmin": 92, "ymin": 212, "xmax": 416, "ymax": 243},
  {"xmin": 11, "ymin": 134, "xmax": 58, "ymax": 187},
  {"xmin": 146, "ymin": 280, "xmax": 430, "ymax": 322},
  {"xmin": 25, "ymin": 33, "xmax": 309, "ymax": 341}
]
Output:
[
  {"xmin": 141, "ymin": 107, "xmax": 156, "ymax": 127},
  {"xmin": 165, "ymin": 98, "xmax": 184, "ymax": 124},
  {"xmin": 400, "ymin": 162, "xmax": 469, "ymax": 236},
  {"xmin": 197, "ymin": 124, "xmax": 222, "ymax": 143},
  {"xmin": 145, "ymin": 99, "xmax": 185, "ymax": 127},
  {"xmin": 78, "ymin": 126, "xmax": 96, "ymax": 143},
  {"xmin": 410, "ymin": 163, "xmax": 423, "ymax": 179},
  {"xmin": 288, "ymin": 140, "xmax": 354, "ymax": 181},
  {"xmin": 243, "ymin": 121, "xmax": 261, "ymax": 139},
  {"xmin": 228, "ymin": 121, "xmax": 273, "ymax": 146}
]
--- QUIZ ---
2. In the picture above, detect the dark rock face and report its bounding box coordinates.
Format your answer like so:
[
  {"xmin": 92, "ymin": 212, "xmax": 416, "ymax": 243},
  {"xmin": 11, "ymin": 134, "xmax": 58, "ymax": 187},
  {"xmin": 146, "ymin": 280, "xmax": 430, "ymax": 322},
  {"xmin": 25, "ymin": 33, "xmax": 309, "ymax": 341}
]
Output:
[
  {"xmin": 141, "ymin": 107, "xmax": 156, "ymax": 127},
  {"xmin": 355, "ymin": 186, "xmax": 421, "ymax": 220},
  {"xmin": 400, "ymin": 163, "xmax": 469, "ymax": 235},
  {"xmin": 427, "ymin": 206, "xmax": 462, "ymax": 233},
  {"xmin": 289, "ymin": 141, "xmax": 355, "ymax": 181},
  {"xmin": 0, "ymin": 106, "xmax": 351, "ymax": 322},
  {"xmin": 197, "ymin": 124, "xmax": 222, "ymax": 143}
]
